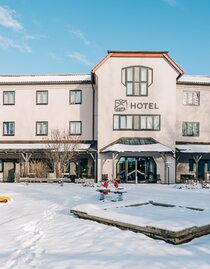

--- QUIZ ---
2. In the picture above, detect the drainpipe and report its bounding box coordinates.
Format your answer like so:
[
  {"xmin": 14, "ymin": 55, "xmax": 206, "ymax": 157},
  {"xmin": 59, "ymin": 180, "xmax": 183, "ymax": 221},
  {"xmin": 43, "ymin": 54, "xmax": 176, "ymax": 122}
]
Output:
[
  {"xmin": 91, "ymin": 72, "xmax": 95, "ymax": 141},
  {"xmin": 91, "ymin": 72, "xmax": 97, "ymax": 181}
]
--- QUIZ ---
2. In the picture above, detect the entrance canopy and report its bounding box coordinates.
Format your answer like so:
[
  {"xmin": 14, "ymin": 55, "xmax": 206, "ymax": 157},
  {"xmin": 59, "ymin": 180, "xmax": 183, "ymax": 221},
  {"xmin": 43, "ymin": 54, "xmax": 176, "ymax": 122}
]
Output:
[
  {"xmin": 100, "ymin": 138, "xmax": 173, "ymax": 153},
  {"xmin": 176, "ymin": 144, "xmax": 210, "ymax": 153}
]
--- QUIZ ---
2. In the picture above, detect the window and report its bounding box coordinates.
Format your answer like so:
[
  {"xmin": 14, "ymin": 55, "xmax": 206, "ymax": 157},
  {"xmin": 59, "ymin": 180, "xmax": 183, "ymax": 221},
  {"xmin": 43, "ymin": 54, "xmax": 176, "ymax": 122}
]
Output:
[
  {"xmin": 36, "ymin": 121, "xmax": 48, "ymax": 136},
  {"xmin": 0, "ymin": 160, "xmax": 2, "ymax": 172},
  {"xmin": 3, "ymin": 122, "xmax": 15, "ymax": 136},
  {"xmin": 207, "ymin": 161, "xmax": 210, "ymax": 172},
  {"xmin": 182, "ymin": 122, "xmax": 199, "ymax": 136},
  {"xmin": 3, "ymin": 91, "xmax": 15, "ymax": 105},
  {"xmin": 36, "ymin": 91, "xmax": 48, "ymax": 105},
  {"xmin": 121, "ymin": 66, "xmax": 153, "ymax": 96},
  {"xmin": 183, "ymin": 91, "xmax": 200, "ymax": 106},
  {"xmin": 113, "ymin": 115, "xmax": 160, "ymax": 130},
  {"xmin": 70, "ymin": 121, "xmax": 82, "ymax": 135},
  {"xmin": 70, "ymin": 90, "xmax": 82, "ymax": 104},
  {"xmin": 189, "ymin": 159, "xmax": 194, "ymax": 172}
]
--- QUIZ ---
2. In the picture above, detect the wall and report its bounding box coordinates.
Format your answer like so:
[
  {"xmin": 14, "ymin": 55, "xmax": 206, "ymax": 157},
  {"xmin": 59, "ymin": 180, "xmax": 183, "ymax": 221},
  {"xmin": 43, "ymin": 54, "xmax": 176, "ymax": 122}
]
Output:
[
  {"xmin": 0, "ymin": 83, "xmax": 93, "ymax": 141},
  {"xmin": 94, "ymin": 55, "xmax": 179, "ymax": 182},
  {"xmin": 176, "ymin": 84, "xmax": 210, "ymax": 142},
  {"xmin": 95, "ymin": 57, "xmax": 178, "ymax": 150}
]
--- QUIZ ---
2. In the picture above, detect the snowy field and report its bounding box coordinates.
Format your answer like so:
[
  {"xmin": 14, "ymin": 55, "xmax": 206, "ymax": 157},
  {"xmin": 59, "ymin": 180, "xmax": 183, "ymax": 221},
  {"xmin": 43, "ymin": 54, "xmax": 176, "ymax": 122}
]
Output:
[{"xmin": 0, "ymin": 183, "xmax": 210, "ymax": 269}]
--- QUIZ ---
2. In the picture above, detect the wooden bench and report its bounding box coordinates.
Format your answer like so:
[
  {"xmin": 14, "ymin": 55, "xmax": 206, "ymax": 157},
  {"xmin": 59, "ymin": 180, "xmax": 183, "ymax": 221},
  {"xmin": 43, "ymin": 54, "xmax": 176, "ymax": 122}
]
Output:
[{"xmin": 19, "ymin": 177, "xmax": 60, "ymax": 183}]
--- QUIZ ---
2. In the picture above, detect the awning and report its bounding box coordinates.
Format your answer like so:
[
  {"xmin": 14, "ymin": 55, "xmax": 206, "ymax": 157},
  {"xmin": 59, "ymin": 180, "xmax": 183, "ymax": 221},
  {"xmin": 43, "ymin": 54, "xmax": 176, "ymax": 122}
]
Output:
[
  {"xmin": 176, "ymin": 144, "xmax": 210, "ymax": 154},
  {"xmin": 100, "ymin": 138, "xmax": 173, "ymax": 153},
  {"xmin": 0, "ymin": 143, "xmax": 92, "ymax": 152}
]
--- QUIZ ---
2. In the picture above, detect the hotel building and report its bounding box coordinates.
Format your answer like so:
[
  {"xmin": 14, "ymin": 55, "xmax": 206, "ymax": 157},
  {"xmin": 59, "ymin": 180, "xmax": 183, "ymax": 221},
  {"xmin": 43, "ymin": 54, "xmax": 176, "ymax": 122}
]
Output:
[{"xmin": 0, "ymin": 51, "xmax": 210, "ymax": 183}]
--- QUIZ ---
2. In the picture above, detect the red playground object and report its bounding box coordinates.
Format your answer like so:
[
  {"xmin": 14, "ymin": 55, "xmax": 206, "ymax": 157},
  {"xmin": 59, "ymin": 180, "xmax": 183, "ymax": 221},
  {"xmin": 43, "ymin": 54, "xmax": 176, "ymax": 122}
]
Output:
[
  {"xmin": 114, "ymin": 180, "xmax": 119, "ymax": 188},
  {"xmin": 103, "ymin": 181, "xmax": 109, "ymax": 195}
]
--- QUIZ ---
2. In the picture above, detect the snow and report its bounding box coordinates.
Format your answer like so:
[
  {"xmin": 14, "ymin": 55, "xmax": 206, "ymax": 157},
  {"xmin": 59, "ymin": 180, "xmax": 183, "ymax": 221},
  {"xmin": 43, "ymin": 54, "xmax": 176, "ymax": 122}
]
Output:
[
  {"xmin": 178, "ymin": 75, "xmax": 210, "ymax": 84},
  {"xmin": 0, "ymin": 143, "xmax": 91, "ymax": 151},
  {"xmin": 176, "ymin": 144, "xmax": 210, "ymax": 153},
  {"xmin": 101, "ymin": 143, "xmax": 173, "ymax": 153},
  {"xmin": 1, "ymin": 183, "xmax": 210, "ymax": 269},
  {"xmin": 0, "ymin": 74, "xmax": 91, "ymax": 83},
  {"xmin": 74, "ymin": 202, "xmax": 210, "ymax": 231}
]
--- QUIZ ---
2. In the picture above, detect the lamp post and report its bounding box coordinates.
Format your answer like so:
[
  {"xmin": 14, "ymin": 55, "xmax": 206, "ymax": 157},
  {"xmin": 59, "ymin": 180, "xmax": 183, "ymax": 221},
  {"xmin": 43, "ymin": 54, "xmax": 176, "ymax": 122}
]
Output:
[{"xmin": 165, "ymin": 161, "xmax": 172, "ymax": 185}]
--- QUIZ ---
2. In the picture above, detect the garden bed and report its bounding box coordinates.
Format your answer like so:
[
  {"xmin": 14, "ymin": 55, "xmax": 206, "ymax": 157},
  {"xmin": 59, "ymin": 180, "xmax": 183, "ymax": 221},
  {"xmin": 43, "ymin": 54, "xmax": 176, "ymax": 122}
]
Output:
[{"xmin": 71, "ymin": 201, "xmax": 210, "ymax": 245}]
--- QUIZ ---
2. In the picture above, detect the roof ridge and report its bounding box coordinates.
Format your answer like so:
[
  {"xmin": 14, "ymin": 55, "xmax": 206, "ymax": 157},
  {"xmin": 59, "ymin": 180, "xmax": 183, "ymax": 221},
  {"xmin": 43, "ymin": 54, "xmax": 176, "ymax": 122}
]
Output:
[{"xmin": 107, "ymin": 50, "xmax": 169, "ymax": 54}]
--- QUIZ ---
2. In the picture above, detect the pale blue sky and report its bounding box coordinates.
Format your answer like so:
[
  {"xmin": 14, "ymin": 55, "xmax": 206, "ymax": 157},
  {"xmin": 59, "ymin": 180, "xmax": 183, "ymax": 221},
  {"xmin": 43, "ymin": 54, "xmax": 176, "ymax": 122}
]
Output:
[{"xmin": 0, "ymin": 0, "xmax": 210, "ymax": 75}]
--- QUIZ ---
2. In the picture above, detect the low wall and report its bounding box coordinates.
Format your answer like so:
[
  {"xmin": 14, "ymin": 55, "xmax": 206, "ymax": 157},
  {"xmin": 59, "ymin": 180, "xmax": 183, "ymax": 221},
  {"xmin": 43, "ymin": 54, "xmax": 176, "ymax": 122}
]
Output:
[{"xmin": 71, "ymin": 202, "xmax": 210, "ymax": 245}]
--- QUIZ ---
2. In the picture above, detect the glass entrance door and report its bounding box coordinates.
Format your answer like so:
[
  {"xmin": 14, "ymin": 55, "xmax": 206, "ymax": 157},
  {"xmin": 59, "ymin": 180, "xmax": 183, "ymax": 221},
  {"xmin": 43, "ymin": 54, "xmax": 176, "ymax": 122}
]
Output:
[
  {"xmin": 127, "ymin": 158, "xmax": 136, "ymax": 182},
  {"xmin": 127, "ymin": 158, "xmax": 147, "ymax": 182},
  {"xmin": 137, "ymin": 158, "xmax": 146, "ymax": 181},
  {"xmin": 117, "ymin": 156, "xmax": 157, "ymax": 183}
]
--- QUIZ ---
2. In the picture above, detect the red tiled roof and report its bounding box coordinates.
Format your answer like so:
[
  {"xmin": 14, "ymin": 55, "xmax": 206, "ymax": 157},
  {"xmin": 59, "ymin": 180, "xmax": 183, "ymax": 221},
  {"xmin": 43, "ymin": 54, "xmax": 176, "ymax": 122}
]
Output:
[{"xmin": 92, "ymin": 51, "xmax": 183, "ymax": 75}]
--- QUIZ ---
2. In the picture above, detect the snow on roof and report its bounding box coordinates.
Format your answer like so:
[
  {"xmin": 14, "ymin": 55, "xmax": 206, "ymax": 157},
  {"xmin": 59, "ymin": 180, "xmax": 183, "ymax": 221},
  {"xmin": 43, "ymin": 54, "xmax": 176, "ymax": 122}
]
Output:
[
  {"xmin": 176, "ymin": 144, "xmax": 210, "ymax": 153},
  {"xmin": 0, "ymin": 143, "xmax": 91, "ymax": 151},
  {"xmin": 0, "ymin": 74, "xmax": 91, "ymax": 84},
  {"xmin": 178, "ymin": 75, "xmax": 210, "ymax": 84},
  {"xmin": 101, "ymin": 143, "xmax": 173, "ymax": 153}
]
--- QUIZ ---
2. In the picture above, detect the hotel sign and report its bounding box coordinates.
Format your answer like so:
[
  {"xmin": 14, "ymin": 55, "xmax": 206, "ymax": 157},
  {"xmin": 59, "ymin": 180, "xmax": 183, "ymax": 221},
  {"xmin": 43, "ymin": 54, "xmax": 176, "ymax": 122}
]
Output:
[{"xmin": 114, "ymin": 99, "xmax": 159, "ymax": 112}]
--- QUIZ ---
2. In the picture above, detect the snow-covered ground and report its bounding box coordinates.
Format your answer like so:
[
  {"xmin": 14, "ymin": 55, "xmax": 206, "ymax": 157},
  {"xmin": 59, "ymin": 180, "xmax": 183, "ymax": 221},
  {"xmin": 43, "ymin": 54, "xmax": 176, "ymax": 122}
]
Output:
[{"xmin": 0, "ymin": 183, "xmax": 210, "ymax": 269}]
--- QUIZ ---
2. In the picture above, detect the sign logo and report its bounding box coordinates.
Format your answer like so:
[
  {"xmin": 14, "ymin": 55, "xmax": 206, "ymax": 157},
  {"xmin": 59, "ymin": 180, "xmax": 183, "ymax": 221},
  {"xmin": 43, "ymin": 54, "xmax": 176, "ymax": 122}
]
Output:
[
  {"xmin": 114, "ymin": 99, "xmax": 127, "ymax": 112},
  {"xmin": 114, "ymin": 99, "xmax": 159, "ymax": 112}
]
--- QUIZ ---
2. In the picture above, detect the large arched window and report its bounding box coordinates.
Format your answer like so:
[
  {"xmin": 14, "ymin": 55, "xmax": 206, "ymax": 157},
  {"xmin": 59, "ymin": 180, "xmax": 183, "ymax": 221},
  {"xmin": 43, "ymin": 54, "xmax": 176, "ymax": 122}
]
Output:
[{"xmin": 121, "ymin": 66, "xmax": 153, "ymax": 96}]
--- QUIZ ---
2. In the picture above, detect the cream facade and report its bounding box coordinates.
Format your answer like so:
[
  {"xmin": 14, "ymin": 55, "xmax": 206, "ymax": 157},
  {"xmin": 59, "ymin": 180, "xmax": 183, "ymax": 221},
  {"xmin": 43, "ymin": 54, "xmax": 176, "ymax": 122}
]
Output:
[
  {"xmin": 93, "ymin": 52, "xmax": 182, "ymax": 184},
  {"xmin": 0, "ymin": 51, "xmax": 210, "ymax": 183},
  {"xmin": 0, "ymin": 75, "xmax": 96, "ymax": 181},
  {"xmin": 0, "ymin": 82, "xmax": 93, "ymax": 141},
  {"xmin": 176, "ymin": 76, "xmax": 210, "ymax": 182}
]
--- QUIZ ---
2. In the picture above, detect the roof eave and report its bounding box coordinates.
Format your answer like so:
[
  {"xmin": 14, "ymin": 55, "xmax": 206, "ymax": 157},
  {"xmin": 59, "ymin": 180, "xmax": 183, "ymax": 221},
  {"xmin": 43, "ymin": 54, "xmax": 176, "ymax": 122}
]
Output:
[
  {"xmin": 163, "ymin": 53, "xmax": 184, "ymax": 76},
  {"xmin": 0, "ymin": 74, "xmax": 91, "ymax": 85},
  {"xmin": 177, "ymin": 81, "xmax": 210, "ymax": 86},
  {"xmin": 0, "ymin": 80, "xmax": 91, "ymax": 85},
  {"xmin": 92, "ymin": 51, "xmax": 183, "ymax": 75}
]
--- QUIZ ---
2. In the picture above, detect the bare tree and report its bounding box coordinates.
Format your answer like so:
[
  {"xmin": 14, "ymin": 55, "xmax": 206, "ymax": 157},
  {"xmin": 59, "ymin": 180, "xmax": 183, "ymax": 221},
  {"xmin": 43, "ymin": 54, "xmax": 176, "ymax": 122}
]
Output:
[
  {"xmin": 30, "ymin": 160, "xmax": 48, "ymax": 178},
  {"xmin": 45, "ymin": 129, "xmax": 80, "ymax": 178}
]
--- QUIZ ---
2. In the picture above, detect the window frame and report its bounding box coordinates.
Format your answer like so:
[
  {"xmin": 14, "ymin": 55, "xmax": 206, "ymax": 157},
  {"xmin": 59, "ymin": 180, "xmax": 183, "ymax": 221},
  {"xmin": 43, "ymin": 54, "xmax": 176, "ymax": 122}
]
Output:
[
  {"xmin": 69, "ymin": 121, "xmax": 82, "ymax": 135},
  {"xmin": 3, "ymin": 91, "xmax": 15, "ymax": 105},
  {"xmin": 183, "ymin": 91, "xmax": 200, "ymax": 106},
  {"xmin": 36, "ymin": 90, "xmax": 48, "ymax": 105},
  {"xmin": 121, "ymin": 66, "xmax": 153, "ymax": 97},
  {"xmin": 69, "ymin": 90, "xmax": 82, "ymax": 104},
  {"xmin": 36, "ymin": 121, "xmax": 48, "ymax": 136},
  {"xmin": 113, "ymin": 114, "xmax": 160, "ymax": 131},
  {"xmin": 182, "ymin": 121, "xmax": 199, "ymax": 137},
  {"xmin": 3, "ymin": 121, "xmax": 15, "ymax": 136}
]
